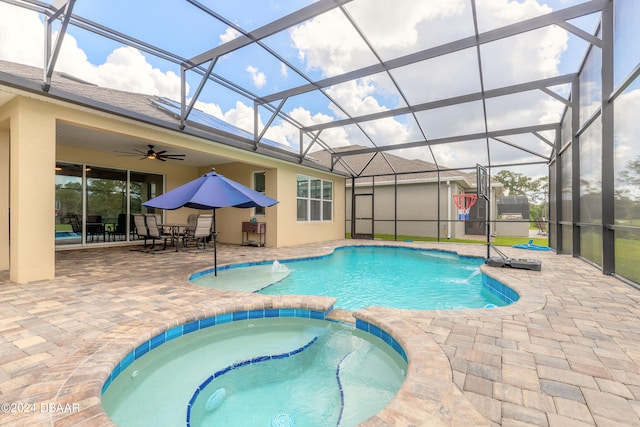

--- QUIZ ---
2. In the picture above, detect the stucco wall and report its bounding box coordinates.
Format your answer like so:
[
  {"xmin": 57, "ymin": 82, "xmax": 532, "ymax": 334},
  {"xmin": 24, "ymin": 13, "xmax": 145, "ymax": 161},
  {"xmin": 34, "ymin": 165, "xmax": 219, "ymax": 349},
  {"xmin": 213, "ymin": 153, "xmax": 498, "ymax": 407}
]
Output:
[
  {"xmin": 2, "ymin": 92, "xmax": 347, "ymax": 282},
  {"xmin": 0, "ymin": 126, "xmax": 9, "ymax": 271},
  {"xmin": 274, "ymin": 163, "xmax": 346, "ymax": 247},
  {"xmin": 213, "ymin": 163, "xmax": 277, "ymax": 246}
]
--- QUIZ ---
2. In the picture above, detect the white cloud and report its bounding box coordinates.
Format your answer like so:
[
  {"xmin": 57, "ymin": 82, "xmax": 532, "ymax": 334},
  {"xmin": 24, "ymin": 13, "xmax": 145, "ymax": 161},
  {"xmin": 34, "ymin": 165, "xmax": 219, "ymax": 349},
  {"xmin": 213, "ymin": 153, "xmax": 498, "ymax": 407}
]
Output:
[
  {"xmin": 93, "ymin": 47, "xmax": 182, "ymax": 99},
  {"xmin": 0, "ymin": 4, "xmax": 185, "ymax": 100},
  {"xmin": 194, "ymin": 100, "xmax": 224, "ymax": 120},
  {"xmin": 246, "ymin": 65, "xmax": 266, "ymax": 89},
  {"xmin": 221, "ymin": 101, "xmax": 255, "ymax": 134},
  {"xmin": 288, "ymin": 106, "xmax": 350, "ymax": 149},
  {"xmin": 0, "ymin": 3, "xmax": 44, "ymax": 67},
  {"xmin": 220, "ymin": 27, "xmax": 241, "ymax": 44}
]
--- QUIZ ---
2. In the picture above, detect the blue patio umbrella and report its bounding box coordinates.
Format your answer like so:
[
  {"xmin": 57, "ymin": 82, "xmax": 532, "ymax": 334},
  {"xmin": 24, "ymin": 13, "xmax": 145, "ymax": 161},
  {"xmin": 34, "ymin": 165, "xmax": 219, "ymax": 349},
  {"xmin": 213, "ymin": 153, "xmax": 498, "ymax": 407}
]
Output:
[{"xmin": 143, "ymin": 169, "xmax": 278, "ymax": 275}]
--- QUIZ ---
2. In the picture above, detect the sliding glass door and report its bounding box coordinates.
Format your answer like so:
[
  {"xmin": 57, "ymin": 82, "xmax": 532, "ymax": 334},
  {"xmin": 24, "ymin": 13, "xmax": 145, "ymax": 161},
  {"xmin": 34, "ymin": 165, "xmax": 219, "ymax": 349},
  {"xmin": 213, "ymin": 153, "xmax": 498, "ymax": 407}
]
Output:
[
  {"xmin": 55, "ymin": 163, "xmax": 83, "ymax": 246},
  {"xmin": 55, "ymin": 162, "xmax": 163, "ymax": 246}
]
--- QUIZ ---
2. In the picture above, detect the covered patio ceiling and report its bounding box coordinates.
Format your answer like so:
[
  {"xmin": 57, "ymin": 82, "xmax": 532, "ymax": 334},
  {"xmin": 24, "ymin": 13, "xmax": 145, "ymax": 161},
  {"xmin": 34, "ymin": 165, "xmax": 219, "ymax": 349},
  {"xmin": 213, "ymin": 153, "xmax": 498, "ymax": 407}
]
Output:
[{"xmin": 1, "ymin": 0, "xmax": 606, "ymax": 177}]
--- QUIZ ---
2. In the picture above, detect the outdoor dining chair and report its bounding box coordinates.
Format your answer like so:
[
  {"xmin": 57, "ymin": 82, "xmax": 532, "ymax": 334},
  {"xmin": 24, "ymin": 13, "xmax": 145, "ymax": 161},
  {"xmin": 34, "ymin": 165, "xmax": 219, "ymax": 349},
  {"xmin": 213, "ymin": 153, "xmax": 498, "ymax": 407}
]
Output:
[
  {"xmin": 86, "ymin": 214, "xmax": 105, "ymax": 242},
  {"xmin": 133, "ymin": 214, "xmax": 152, "ymax": 248},
  {"xmin": 178, "ymin": 214, "xmax": 199, "ymax": 247},
  {"xmin": 182, "ymin": 214, "xmax": 213, "ymax": 250},
  {"xmin": 144, "ymin": 213, "xmax": 173, "ymax": 250}
]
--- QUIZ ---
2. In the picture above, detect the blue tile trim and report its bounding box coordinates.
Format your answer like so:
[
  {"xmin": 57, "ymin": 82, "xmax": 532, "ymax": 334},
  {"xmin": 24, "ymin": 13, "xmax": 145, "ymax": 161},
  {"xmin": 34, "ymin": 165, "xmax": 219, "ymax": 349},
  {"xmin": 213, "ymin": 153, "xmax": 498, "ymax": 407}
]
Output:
[
  {"xmin": 150, "ymin": 333, "xmax": 165, "ymax": 350},
  {"xmin": 355, "ymin": 320, "xmax": 408, "ymax": 363},
  {"xmin": 216, "ymin": 313, "xmax": 232, "ymax": 324},
  {"xmin": 265, "ymin": 308, "xmax": 279, "ymax": 318},
  {"xmin": 335, "ymin": 351, "xmax": 351, "ymax": 427},
  {"xmin": 166, "ymin": 326, "xmax": 183, "ymax": 342},
  {"xmin": 248, "ymin": 309, "xmax": 264, "ymax": 319},
  {"xmin": 184, "ymin": 336, "xmax": 319, "ymax": 427},
  {"xmin": 482, "ymin": 275, "xmax": 520, "ymax": 304},
  {"xmin": 134, "ymin": 341, "xmax": 149, "ymax": 359},
  {"xmin": 183, "ymin": 321, "xmax": 199, "ymax": 335},
  {"xmin": 199, "ymin": 317, "xmax": 216, "ymax": 329},
  {"xmin": 102, "ymin": 308, "xmax": 329, "ymax": 396},
  {"xmin": 232, "ymin": 311, "xmax": 248, "ymax": 321},
  {"xmin": 280, "ymin": 308, "xmax": 295, "ymax": 317}
]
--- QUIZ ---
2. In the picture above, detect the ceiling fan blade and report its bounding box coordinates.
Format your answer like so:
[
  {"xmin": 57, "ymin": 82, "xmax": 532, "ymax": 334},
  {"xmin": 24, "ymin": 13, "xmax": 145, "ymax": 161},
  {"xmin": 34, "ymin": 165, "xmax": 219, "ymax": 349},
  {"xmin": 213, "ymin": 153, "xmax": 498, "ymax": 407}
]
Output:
[
  {"xmin": 157, "ymin": 157, "xmax": 167, "ymax": 161},
  {"xmin": 163, "ymin": 154, "xmax": 186, "ymax": 157},
  {"xmin": 156, "ymin": 150, "xmax": 167, "ymax": 155}
]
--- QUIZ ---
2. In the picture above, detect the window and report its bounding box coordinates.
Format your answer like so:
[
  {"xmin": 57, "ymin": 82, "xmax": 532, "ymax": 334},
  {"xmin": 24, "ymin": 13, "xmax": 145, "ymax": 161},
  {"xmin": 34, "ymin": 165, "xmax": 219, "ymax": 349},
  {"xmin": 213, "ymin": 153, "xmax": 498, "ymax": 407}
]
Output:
[
  {"xmin": 297, "ymin": 174, "xmax": 332, "ymax": 222},
  {"xmin": 253, "ymin": 171, "xmax": 266, "ymax": 216}
]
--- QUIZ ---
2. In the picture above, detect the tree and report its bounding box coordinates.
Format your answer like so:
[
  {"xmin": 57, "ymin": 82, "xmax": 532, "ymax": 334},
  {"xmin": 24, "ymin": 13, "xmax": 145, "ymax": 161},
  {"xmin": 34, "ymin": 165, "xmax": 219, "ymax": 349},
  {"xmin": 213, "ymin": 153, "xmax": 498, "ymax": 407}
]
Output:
[
  {"xmin": 619, "ymin": 157, "xmax": 640, "ymax": 200},
  {"xmin": 493, "ymin": 170, "xmax": 535, "ymax": 197},
  {"xmin": 493, "ymin": 170, "xmax": 549, "ymax": 220}
]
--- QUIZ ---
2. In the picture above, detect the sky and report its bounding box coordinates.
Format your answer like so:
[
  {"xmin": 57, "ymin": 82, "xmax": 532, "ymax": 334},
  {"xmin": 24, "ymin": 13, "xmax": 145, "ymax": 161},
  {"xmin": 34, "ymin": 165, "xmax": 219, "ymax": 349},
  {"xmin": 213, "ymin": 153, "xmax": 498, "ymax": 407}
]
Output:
[{"xmin": 0, "ymin": 0, "xmax": 610, "ymax": 179}]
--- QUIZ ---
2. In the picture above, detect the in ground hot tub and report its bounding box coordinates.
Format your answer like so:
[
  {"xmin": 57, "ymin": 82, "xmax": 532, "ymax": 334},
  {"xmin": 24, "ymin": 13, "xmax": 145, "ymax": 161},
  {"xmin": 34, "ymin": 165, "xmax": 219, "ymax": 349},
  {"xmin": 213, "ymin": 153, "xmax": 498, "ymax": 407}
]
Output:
[{"xmin": 101, "ymin": 309, "xmax": 407, "ymax": 427}]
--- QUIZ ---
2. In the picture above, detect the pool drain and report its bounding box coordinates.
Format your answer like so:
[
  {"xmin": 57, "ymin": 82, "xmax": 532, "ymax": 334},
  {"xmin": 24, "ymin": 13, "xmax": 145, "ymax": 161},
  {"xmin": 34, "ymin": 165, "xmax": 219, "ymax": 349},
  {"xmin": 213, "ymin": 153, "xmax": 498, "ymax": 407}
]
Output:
[{"xmin": 270, "ymin": 413, "xmax": 295, "ymax": 427}]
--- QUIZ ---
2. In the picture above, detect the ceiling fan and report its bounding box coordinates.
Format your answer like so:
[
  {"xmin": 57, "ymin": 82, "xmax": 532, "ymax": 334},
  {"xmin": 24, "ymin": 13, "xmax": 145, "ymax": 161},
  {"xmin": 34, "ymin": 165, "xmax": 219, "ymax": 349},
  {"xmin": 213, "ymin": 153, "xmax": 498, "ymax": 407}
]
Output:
[{"xmin": 130, "ymin": 145, "xmax": 186, "ymax": 161}]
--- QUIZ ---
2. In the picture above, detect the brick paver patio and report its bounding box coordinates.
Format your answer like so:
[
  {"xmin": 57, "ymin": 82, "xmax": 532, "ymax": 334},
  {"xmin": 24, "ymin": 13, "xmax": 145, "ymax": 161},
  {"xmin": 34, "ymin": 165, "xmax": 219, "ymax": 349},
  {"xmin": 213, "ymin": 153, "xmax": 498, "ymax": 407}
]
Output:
[{"xmin": 1, "ymin": 240, "xmax": 639, "ymax": 426}]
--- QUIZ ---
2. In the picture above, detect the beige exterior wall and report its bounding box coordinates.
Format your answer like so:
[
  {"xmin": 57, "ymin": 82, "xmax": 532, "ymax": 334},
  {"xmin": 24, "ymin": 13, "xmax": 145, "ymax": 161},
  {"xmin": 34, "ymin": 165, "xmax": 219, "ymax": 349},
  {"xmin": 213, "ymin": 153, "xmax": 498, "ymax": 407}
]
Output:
[
  {"xmin": 274, "ymin": 163, "xmax": 345, "ymax": 247},
  {"xmin": 1, "ymin": 97, "xmax": 56, "ymax": 282},
  {"xmin": 0, "ymin": 92, "xmax": 346, "ymax": 283},
  {"xmin": 0, "ymin": 125, "xmax": 9, "ymax": 271},
  {"xmin": 213, "ymin": 162, "xmax": 277, "ymax": 246}
]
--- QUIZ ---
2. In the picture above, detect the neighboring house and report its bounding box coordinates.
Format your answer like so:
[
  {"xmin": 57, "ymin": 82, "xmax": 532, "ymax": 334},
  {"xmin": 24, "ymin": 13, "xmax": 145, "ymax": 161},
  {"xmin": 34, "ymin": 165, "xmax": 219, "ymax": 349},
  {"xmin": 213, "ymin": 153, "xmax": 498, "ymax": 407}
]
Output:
[
  {"xmin": 311, "ymin": 146, "xmax": 501, "ymax": 240},
  {"xmin": 0, "ymin": 60, "xmax": 346, "ymax": 283}
]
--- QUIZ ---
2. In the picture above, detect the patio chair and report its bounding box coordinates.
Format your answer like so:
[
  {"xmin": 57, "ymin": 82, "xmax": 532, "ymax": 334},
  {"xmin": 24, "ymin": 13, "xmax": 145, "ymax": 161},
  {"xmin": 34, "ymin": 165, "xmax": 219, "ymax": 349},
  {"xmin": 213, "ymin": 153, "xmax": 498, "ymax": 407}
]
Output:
[
  {"xmin": 67, "ymin": 214, "xmax": 82, "ymax": 234},
  {"xmin": 109, "ymin": 213, "xmax": 129, "ymax": 241},
  {"xmin": 535, "ymin": 218, "xmax": 548, "ymax": 236},
  {"xmin": 144, "ymin": 213, "xmax": 173, "ymax": 250},
  {"xmin": 86, "ymin": 214, "xmax": 105, "ymax": 242},
  {"xmin": 133, "ymin": 214, "xmax": 152, "ymax": 247},
  {"xmin": 178, "ymin": 214, "xmax": 199, "ymax": 246},
  {"xmin": 183, "ymin": 214, "xmax": 213, "ymax": 250}
]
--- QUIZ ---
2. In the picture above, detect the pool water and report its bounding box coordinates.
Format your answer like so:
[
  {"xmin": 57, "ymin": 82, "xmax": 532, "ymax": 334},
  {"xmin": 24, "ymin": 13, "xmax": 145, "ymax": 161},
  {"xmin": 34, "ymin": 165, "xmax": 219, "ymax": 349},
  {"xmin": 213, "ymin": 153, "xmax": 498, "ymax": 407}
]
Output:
[
  {"xmin": 101, "ymin": 318, "xmax": 406, "ymax": 427},
  {"xmin": 192, "ymin": 246, "xmax": 506, "ymax": 311}
]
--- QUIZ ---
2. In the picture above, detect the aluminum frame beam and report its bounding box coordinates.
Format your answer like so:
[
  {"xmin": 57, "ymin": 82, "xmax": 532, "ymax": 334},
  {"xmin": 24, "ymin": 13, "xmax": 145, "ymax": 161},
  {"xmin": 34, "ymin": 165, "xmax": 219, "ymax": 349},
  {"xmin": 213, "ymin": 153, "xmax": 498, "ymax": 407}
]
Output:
[
  {"xmin": 330, "ymin": 123, "xmax": 559, "ymax": 159},
  {"xmin": 185, "ymin": 0, "xmax": 354, "ymax": 68},
  {"xmin": 301, "ymin": 74, "xmax": 577, "ymax": 132},
  {"xmin": 43, "ymin": 0, "xmax": 76, "ymax": 92},
  {"xmin": 258, "ymin": 0, "xmax": 607, "ymax": 104}
]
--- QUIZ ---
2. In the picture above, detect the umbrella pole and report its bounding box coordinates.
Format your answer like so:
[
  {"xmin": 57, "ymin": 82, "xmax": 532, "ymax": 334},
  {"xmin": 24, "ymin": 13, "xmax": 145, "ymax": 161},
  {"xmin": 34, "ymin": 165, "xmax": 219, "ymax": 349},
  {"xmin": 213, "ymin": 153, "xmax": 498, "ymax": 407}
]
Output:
[{"xmin": 213, "ymin": 209, "xmax": 219, "ymax": 276}]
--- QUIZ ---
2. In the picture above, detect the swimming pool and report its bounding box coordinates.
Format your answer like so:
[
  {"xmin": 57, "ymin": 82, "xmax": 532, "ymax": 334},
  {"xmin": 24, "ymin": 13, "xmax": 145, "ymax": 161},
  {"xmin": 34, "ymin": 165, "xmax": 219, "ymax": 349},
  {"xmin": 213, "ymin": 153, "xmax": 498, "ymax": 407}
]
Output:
[
  {"xmin": 191, "ymin": 246, "xmax": 515, "ymax": 311},
  {"xmin": 101, "ymin": 314, "xmax": 407, "ymax": 427}
]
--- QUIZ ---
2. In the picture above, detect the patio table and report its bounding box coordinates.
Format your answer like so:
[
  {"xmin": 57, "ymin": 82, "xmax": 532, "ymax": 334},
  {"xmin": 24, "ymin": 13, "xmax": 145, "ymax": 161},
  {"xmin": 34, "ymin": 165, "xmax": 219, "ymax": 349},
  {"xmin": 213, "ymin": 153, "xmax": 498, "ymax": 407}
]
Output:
[{"xmin": 160, "ymin": 223, "xmax": 187, "ymax": 251}]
